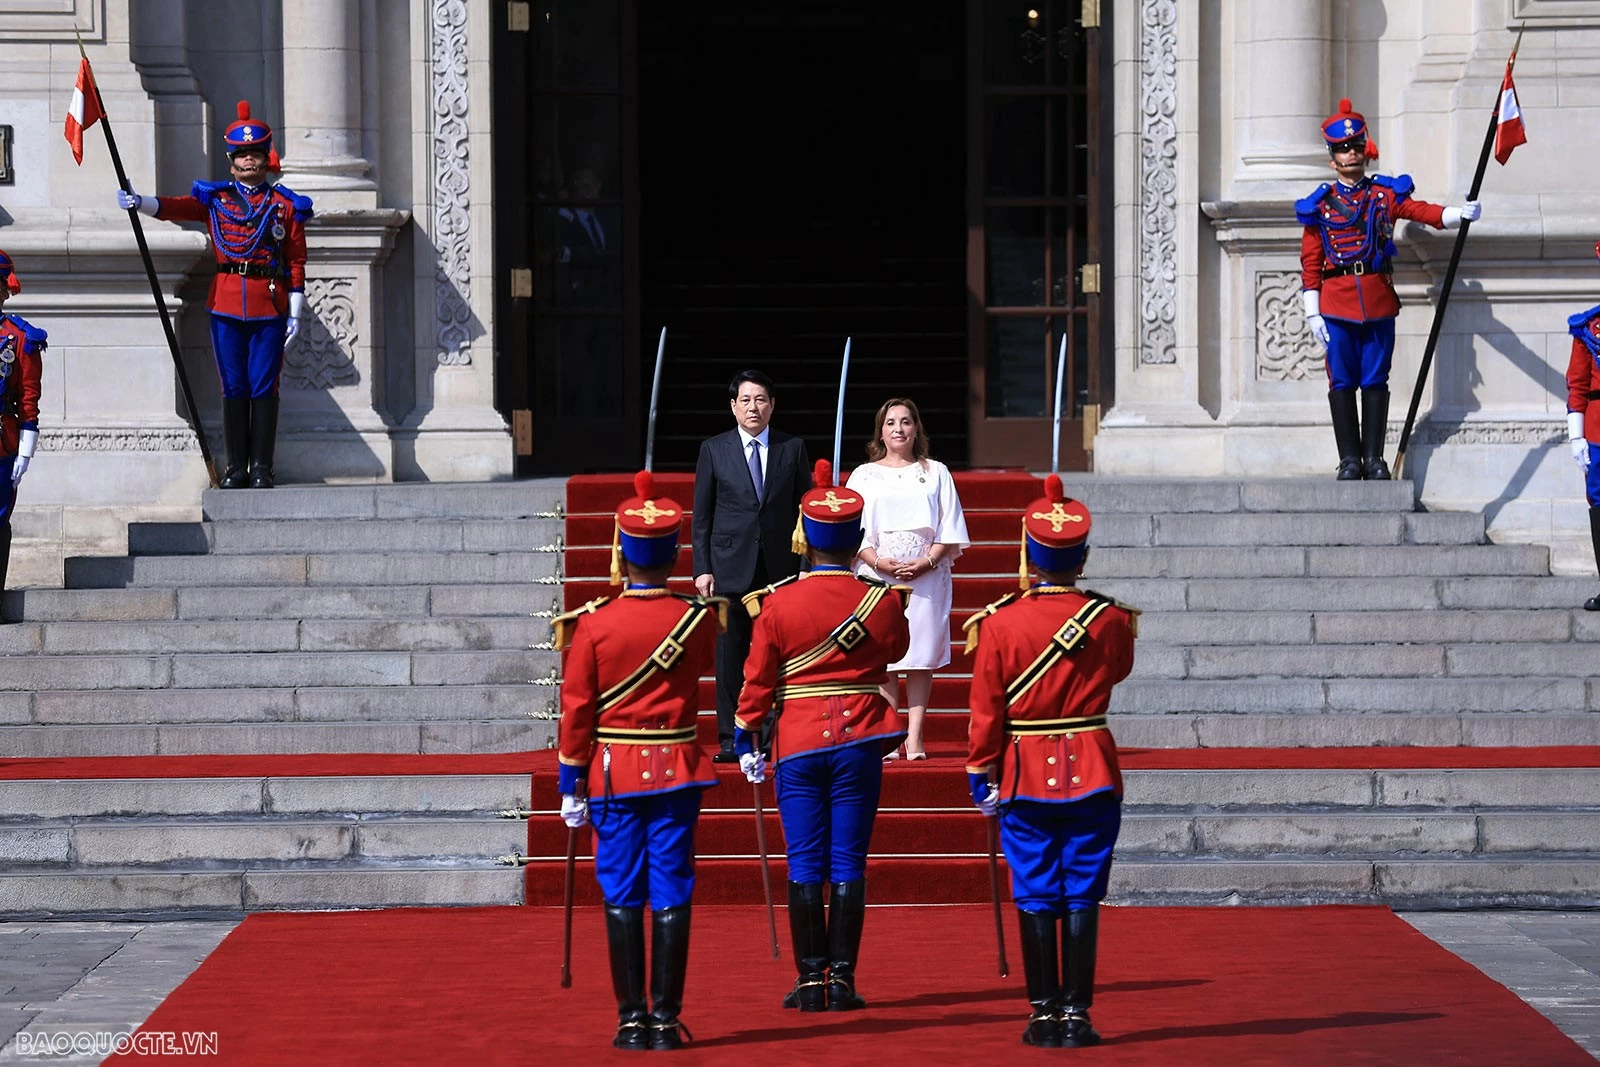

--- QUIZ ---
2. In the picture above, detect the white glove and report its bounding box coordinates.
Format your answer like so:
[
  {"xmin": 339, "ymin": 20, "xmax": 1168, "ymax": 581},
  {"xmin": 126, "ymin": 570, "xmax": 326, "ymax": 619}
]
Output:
[
  {"xmin": 974, "ymin": 783, "xmax": 999, "ymax": 819},
  {"xmin": 740, "ymin": 751, "xmax": 768, "ymax": 784},
  {"xmin": 1570, "ymin": 412, "xmax": 1591, "ymax": 472},
  {"xmin": 1301, "ymin": 289, "xmax": 1330, "ymax": 347},
  {"xmin": 285, "ymin": 292, "xmax": 306, "ymax": 346},
  {"xmin": 116, "ymin": 188, "xmax": 158, "ymax": 216},
  {"xmin": 559, "ymin": 794, "xmax": 589, "ymax": 829},
  {"xmin": 10, "ymin": 456, "xmax": 27, "ymax": 488},
  {"xmin": 1442, "ymin": 201, "xmax": 1482, "ymax": 229},
  {"xmin": 12, "ymin": 428, "xmax": 36, "ymax": 488}
]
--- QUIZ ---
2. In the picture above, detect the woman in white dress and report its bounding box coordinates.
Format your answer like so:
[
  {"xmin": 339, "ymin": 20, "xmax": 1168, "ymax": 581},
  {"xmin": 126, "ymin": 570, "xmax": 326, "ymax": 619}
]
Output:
[{"xmin": 847, "ymin": 398, "xmax": 970, "ymax": 760}]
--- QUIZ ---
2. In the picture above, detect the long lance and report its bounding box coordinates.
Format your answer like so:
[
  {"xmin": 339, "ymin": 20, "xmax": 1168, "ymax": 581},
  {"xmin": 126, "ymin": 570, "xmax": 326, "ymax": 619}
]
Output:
[
  {"xmin": 644, "ymin": 326, "xmax": 666, "ymax": 472},
  {"xmin": 1393, "ymin": 26, "xmax": 1524, "ymax": 478},
  {"xmin": 832, "ymin": 337, "xmax": 852, "ymax": 483},
  {"xmin": 76, "ymin": 36, "xmax": 219, "ymax": 488},
  {"xmin": 1051, "ymin": 331, "xmax": 1069, "ymax": 474}
]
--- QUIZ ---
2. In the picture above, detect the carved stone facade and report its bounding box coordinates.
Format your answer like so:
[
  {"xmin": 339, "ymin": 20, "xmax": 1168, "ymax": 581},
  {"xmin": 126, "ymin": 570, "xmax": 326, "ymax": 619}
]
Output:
[
  {"xmin": 1137, "ymin": 0, "xmax": 1178, "ymax": 366},
  {"xmin": 430, "ymin": 0, "xmax": 473, "ymax": 368},
  {"xmin": 282, "ymin": 277, "xmax": 360, "ymax": 390},
  {"xmin": 1254, "ymin": 271, "xmax": 1322, "ymax": 382}
]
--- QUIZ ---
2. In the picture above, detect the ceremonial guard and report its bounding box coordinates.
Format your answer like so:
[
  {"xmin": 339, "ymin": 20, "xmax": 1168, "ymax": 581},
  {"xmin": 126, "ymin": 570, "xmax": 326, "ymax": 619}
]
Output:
[
  {"xmin": 735, "ymin": 460, "xmax": 910, "ymax": 1013},
  {"xmin": 116, "ymin": 101, "xmax": 312, "ymax": 489},
  {"xmin": 0, "ymin": 251, "xmax": 44, "ymax": 596},
  {"xmin": 1567, "ymin": 242, "xmax": 1600, "ymax": 611},
  {"xmin": 963, "ymin": 475, "xmax": 1137, "ymax": 1048},
  {"xmin": 552, "ymin": 472, "xmax": 727, "ymax": 1051},
  {"xmin": 1298, "ymin": 99, "xmax": 1482, "ymax": 480}
]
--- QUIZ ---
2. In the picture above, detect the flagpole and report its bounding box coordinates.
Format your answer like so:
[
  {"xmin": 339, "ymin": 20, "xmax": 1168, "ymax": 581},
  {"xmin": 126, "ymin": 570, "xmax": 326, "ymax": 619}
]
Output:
[
  {"xmin": 1392, "ymin": 26, "xmax": 1524, "ymax": 479},
  {"xmin": 75, "ymin": 36, "xmax": 219, "ymax": 487}
]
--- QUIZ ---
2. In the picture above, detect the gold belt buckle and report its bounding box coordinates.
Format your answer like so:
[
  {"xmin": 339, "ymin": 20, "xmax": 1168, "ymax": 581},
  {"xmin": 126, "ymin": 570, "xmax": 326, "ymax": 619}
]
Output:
[{"xmin": 1351, "ymin": 261, "xmax": 1366, "ymax": 276}]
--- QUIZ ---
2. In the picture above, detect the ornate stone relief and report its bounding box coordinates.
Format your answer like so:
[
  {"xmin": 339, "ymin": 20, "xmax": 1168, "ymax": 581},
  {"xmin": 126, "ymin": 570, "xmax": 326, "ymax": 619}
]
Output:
[
  {"xmin": 431, "ymin": 0, "xmax": 472, "ymax": 366},
  {"xmin": 1254, "ymin": 271, "xmax": 1323, "ymax": 381},
  {"xmin": 1422, "ymin": 421, "xmax": 1568, "ymax": 446},
  {"xmin": 39, "ymin": 428, "xmax": 197, "ymax": 452},
  {"xmin": 283, "ymin": 277, "xmax": 360, "ymax": 390},
  {"xmin": 1138, "ymin": 0, "xmax": 1178, "ymax": 365}
]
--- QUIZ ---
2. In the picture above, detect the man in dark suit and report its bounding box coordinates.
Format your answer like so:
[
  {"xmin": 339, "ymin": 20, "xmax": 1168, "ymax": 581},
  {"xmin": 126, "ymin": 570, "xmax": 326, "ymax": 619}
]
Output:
[{"xmin": 693, "ymin": 370, "xmax": 810, "ymax": 761}]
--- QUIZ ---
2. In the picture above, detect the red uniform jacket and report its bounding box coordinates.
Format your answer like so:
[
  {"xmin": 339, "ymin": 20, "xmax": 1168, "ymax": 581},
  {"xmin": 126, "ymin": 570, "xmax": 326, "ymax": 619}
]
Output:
[
  {"xmin": 736, "ymin": 570, "xmax": 911, "ymax": 764},
  {"xmin": 964, "ymin": 586, "xmax": 1137, "ymax": 804},
  {"xmin": 556, "ymin": 590, "xmax": 725, "ymax": 800},
  {"xmin": 1298, "ymin": 175, "xmax": 1446, "ymax": 323},
  {"xmin": 0, "ymin": 314, "xmax": 45, "ymax": 458},
  {"xmin": 156, "ymin": 181, "xmax": 310, "ymax": 320},
  {"xmin": 1567, "ymin": 307, "xmax": 1600, "ymax": 444}
]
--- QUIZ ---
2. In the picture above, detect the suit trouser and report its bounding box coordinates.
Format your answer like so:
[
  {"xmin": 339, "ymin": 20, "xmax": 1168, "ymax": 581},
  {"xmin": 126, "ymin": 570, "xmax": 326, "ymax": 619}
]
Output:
[{"xmin": 714, "ymin": 556, "xmax": 769, "ymax": 745}]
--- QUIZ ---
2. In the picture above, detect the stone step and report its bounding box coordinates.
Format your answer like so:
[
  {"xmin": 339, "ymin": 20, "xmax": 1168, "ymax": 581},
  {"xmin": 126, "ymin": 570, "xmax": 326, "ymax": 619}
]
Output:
[
  {"xmin": 129, "ymin": 518, "xmax": 564, "ymax": 556},
  {"xmin": 0, "ymin": 617, "xmax": 547, "ymax": 655},
  {"xmin": 1110, "ymin": 712, "xmax": 1600, "ymax": 749},
  {"xmin": 17, "ymin": 684, "xmax": 545, "ymax": 725},
  {"xmin": 0, "ymin": 719, "xmax": 558, "ymax": 757},
  {"xmin": 1054, "ymin": 478, "xmax": 1418, "ymax": 514},
  {"xmin": 0, "ymin": 774, "xmax": 530, "ymax": 818},
  {"xmin": 63, "ymin": 552, "xmax": 561, "ymax": 589},
  {"xmin": 199, "ymin": 481, "xmax": 566, "ymax": 522}
]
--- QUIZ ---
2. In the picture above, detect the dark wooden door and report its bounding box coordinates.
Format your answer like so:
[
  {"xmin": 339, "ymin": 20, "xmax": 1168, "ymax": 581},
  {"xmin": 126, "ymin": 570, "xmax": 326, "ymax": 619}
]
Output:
[{"xmin": 966, "ymin": 0, "xmax": 1109, "ymax": 470}]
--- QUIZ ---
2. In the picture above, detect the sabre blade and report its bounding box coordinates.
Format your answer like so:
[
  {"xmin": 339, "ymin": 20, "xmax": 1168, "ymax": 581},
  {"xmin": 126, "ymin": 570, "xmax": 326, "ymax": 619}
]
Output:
[
  {"xmin": 1051, "ymin": 330, "xmax": 1068, "ymax": 474},
  {"xmin": 644, "ymin": 326, "xmax": 666, "ymax": 472},
  {"xmin": 832, "ymin": 337, "xmax": 852, "ymax": 484}
]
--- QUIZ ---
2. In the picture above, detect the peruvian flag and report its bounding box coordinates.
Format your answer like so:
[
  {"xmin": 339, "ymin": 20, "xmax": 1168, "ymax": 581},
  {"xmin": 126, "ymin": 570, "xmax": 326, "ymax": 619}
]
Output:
[
  {"xmin": 63, "ymin": 57, "xmax": 104, "ymax": 165},
  {"xmin": 1493, "ymin": 62, "xmax": 1527, "ymax": 165}
]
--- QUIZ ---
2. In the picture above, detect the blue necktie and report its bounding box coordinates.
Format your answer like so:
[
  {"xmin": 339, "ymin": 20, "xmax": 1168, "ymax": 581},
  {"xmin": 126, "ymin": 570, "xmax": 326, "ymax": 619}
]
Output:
[{"xmin": 747, "ymin": 439, "xmax": 764, "ymax": 500}]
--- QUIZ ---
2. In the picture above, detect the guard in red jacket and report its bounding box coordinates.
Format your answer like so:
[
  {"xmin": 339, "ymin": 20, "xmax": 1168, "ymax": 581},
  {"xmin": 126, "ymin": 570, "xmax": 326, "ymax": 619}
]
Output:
[
  {"xmin": 735, "ymin": 459, "xmax": 910, "ymax": 1013},
  {"xmin": 116, "ymin": 101, "xmax": 312, "ymax": 489},
  {"xmin": 1298, "ymin": 99, "xmax": 1481, "ymax": 481},
  {"xmin": 0, "ymin": 250, "xmax": 45, "ymax": 597},
  {"xmin": 964, "ymin": 475, "xmax": 1138, "ymax": 1048},
  {"xmin": 1566, "ymin": 241, "xmax": 1600, "ymax": 611},
  {"xmin": 553, "ymin": 471, "xmax": 727, "ymax": 1050}
]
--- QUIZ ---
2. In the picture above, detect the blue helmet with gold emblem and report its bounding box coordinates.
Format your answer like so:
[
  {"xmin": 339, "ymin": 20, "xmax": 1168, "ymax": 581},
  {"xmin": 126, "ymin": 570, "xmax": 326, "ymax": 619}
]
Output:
[
  {"xmin": 1321, "ymin": 98, "xmax": 1379, "ymax": 161},
  {"xmin": 224, "ymin": 100, "xmax": 273, "ymax": 156},
  {"xmin": 793, "ymin": 459, "xmax": 863, "ymax": 554},
  {"xmin": 1020, "ymin": 474, "xmax": 1091, "ymax": 585},
  {"xmin": 609, "ymin": 470, "xmax": 683, "ymax": 584}
]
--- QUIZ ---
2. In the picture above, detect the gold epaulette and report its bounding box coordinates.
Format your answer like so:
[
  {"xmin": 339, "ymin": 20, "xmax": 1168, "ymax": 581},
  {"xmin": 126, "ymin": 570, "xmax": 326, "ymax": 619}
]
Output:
[
  {"xmin": 550, "ymin": 597, "xmax": 609, "ymax": 651},
  {"xmin": 1080, "ymin": 588, "xmax": 1142, "ymax": 639},
  {"xmin": 741, "ymin": 574, "xmax": 801, "ymax": 619},
  {"xmin": 960, "ymin": 591, "xmax": 1023, "ymax": 654},
  {"xmin": 672, "ymin": 593, "xmax": 731, "ymax": 632}
]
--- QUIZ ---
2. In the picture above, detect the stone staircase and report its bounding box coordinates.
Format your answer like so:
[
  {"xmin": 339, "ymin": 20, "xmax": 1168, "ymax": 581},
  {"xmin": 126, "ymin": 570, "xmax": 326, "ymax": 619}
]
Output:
[{"xmin": 2, "ymin": 475, "xmax": 1599, "ymax": 916}]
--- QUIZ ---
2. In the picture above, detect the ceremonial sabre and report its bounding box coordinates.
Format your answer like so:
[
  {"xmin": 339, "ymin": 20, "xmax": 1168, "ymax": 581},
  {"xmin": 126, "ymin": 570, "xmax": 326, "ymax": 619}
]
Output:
[
  {"xmin": 986, "ymin": 814, "xmax": 1010, "ymax": 978},
  {"xmin": 76, "ymin": 36, "xmax": 218, "ymax": 488},
  {"xmin": 644, "ymin": 326, "xmax": 666, "ymax": 472},
  {"xmin": 560, "ymin": 787, "xmax": 584, "ymax": 988},
  {"xmin": 1051, "ymin": 330, "xmax": 1069, "ymax": 474},
  {"xmin": 752, "ymin": 781, "xmax": 781, "ymax": 959},
  {"xmin": 831, "ymin": 337, "xmax": 853, "ymax": 483},
  {"xmin": 1394, "ymin": 26, "xmax": 1524, "ymax": 478}
]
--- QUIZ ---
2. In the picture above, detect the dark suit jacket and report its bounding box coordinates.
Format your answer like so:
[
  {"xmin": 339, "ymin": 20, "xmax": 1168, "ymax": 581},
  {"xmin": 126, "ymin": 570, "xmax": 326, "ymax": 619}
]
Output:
[{"xmin": 692, "ymin": 427, "xmax": 809, "ymax": 595}]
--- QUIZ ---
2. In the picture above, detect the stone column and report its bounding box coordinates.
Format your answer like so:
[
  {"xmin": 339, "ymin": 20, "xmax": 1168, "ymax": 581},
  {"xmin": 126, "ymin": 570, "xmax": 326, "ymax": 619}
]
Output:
[
  {"xmin": 1232, "ymin": 1, "xmax": 1331, "ymax": 195},
  {"xmin": 274, "ymin": 0, "xmax": 408, "ymax": 483}
]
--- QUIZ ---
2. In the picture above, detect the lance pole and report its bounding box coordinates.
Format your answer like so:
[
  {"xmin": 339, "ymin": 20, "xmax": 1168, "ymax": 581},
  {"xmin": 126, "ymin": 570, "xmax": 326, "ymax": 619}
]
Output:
[
  {"xmin": 644, "ymin": 326, "xmax": 666, "ymax": 472},
  {"xmin": 832, "ymin": 337, "xmax": 852, "ymax": 484},
  {"xmin": 76, "ymin": 35, "xmax": 218, "ymax": 488},
  {"xmin": 1394, "ymin": 26, "xmax": 1524, "ymax": 478}
]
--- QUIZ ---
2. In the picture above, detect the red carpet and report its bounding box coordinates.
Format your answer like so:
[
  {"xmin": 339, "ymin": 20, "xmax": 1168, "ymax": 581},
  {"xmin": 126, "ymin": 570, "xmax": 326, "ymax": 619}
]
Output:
[{"xmin": 106, "ymin": 904, "xmax": 1593, "ymax": 1066}]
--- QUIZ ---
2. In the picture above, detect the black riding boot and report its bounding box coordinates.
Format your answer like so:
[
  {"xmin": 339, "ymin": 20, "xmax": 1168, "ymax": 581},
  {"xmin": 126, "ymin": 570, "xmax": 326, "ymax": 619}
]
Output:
[
  {"xmin": 0, "ymin": 523, "xmax": 11, "ymax": 608},
  {"xmin": 1361, "ymin": 388, "xmax": 1391, "ymax": 480},
  {"xmin": 219, "ymin": 397, "xmax": 251, "ymax": 488},
  {"xmin": 248, "ymin": 396, "xmax": 279, "ymax": 489},
  {"xmin": 1587, "ymin": 507, "xmax": 1600, "ymax": 612},
  {"xmin": 605, "ymin": 905, "xmax": 649, "ymax": 1051},
  {"xmin": 1061, "ymin": 905, "xmax": 1102, "ymax": 1047},
  {"xmin": 1018, "ymin": 910, "xmax": 1063, "ymax": 1048},
  {"xmin": 647, "ymin": 906, "xmax": 692, "ymax": 1050},
  {"xmin": 826, "ymin": 879, "xmax": 868, "ymax": 1011},
  {"xmin": 783, "ymin": 882, "xmax": 829, "ymax": 1012},
  {"xmin": 1329, "ymin": 389, "xmax": 1363, "ymax": 480}
]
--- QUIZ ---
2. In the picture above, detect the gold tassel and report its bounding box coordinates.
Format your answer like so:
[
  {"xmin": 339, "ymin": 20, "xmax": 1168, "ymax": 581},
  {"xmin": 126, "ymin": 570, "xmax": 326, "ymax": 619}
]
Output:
[
  {"xmin": 1018, "ymin": 517, "xmax": 1030, "ymax": 590},
  {"xmin": 962, "ymin": 614, "xmax": 983, "ymax": 655},
  {"xmin": 791, "ymin": 510, "xmax": 808, "ymax": 556},
  {"xmin": 608, "ymin": 519, "xmax": 623, "ymax": 586}
]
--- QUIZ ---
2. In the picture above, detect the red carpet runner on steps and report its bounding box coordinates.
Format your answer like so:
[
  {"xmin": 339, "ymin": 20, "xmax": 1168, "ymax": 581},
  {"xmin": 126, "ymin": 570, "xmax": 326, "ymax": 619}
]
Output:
[{"xmin": 106, "ymin": 904, "xmax": 1594, "ymax": 1066}]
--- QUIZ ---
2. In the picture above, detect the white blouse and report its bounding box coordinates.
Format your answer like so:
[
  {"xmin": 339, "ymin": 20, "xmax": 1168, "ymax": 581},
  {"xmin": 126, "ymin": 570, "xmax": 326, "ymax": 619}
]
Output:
[{"xmin": 846, "ymin": 459, "xmax": 970, "ymax": 561}]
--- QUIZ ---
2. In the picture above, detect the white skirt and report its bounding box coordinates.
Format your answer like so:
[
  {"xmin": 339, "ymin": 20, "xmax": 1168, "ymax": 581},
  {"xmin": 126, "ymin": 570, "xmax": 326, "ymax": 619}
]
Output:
[{"xmin": 857, "ymin": 531, "xmax": 953, "ymax": 671}]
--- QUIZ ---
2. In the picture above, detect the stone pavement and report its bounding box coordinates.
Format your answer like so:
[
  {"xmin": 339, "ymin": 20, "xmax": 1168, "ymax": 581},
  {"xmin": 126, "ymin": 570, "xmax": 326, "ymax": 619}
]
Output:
[{"xmin": 0, "ymin": 914, "xmax": 1595, "ymax": 1062}]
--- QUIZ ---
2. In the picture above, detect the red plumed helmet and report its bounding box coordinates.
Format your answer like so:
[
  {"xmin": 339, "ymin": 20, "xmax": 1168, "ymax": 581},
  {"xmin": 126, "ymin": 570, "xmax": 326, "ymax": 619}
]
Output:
[
  {"xmin": 813, "ymin": 459, "xmax": 834, "ymax": 488},
  {"xmin": 633, "ymin": 470, "xmax": 656, "ymax": 499},
  {"xmin": 1043, "ymin": 473, "xmax": 1064, "ymax": 503}
]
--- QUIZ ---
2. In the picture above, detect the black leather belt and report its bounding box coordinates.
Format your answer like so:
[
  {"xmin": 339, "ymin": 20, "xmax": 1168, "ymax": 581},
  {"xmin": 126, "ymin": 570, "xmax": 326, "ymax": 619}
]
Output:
[
  {"xmin": 220, "ymin": 263, "xmax": 286, "ymax": 280},
  {"xmin": 1324, "ymin": 262, "xmax": 1389, "ymax": 279},
  {"xmin": 1589, "ymin": 391, "xmax": 1600, "ymax": 401}
]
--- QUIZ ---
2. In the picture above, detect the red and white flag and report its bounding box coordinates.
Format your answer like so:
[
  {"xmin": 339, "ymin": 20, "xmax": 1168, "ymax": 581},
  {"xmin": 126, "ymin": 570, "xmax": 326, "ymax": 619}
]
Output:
[
  {"xmin": 1493, "ymin": 62, "xmax": 1527, "ymax": 165},
  {"xmin": 63, "ymin": 57, "xmax": 104, "ymax": 165}
]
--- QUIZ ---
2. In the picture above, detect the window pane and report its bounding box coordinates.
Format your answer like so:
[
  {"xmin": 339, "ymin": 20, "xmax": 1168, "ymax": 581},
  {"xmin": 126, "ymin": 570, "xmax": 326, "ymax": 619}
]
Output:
[
  {"xmin": 535, "ymin": 206, "xmax": 621, "ymax": 309},
  {"xmin": 1072, "ymin": 313, "xmax": 1090, "ymax": 416},
  {"xmin": 985, "ymin": 3, "xmax": 1048, "ymax": 86},
  {"xmin": 986, "ymin": 96, "xmax": 1047, "ymax": 197},
  {"xmin": 987, "ymin": 207, "xmax": 1046, "ymax": 307},
  {"xmin": 532, "ymin": 96, "xmax": 621, "ymax": 201},
  {"xmin": 986, "ymin": 315, "xmax": 1049, "ymax": 418},
  {"xmin": 534, "ymin": 0, "xmax": 620, "ymax": 90},
  {"xmin": 535, "ymin": 316, "xmax": 623, "ymax": 417}
]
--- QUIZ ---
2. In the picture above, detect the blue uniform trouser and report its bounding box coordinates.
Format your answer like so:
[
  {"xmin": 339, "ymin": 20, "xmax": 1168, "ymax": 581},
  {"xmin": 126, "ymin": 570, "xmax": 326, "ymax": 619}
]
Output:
[
  {"xmin": 1000, "ymin": 791, "xmax": 1121, "ymax": 915},
  {"xmin": 1588, "ymin": 443, "xmax": 1600, "ymax": 508},
  {"xmin": 1324, "ymin": 316, "xmax": 1396, "ymax": 391},
  {"xmin": 210, "ymin": 314, "xmax": 287, "ymax": 399},
  {"xmin": 0, "ymin": 457, "xmax": 14, "ymax": 525},
  {"xmin": 776, "ymin": 743, "xmax": 884, "ymax": 884},
  {"xmin": 591, "ymin": 786, "xmax": 702, "ymax": 910}
]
